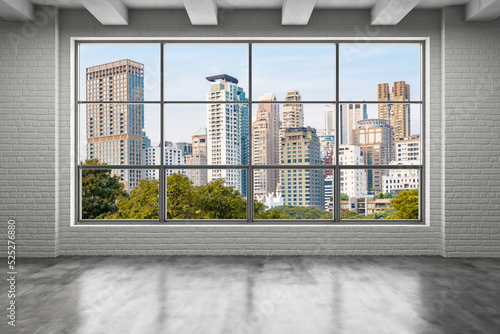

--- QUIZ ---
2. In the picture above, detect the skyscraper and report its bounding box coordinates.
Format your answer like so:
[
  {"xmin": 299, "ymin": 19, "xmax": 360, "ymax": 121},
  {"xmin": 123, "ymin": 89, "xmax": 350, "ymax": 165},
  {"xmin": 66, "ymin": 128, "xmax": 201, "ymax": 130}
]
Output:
[
  {"xmin": 280, "ymin": 90, "xmax": 303, "ymax": 138},
  {"xmin": 186, "ymin": 128, "xmax": 208, "ymax": 186},
  {"xmin": 253, "ymin": 93, "xmax": 280, "ymax": 198},
  {"xmin": 378, "ymin": 81, "xmax": 411, "ymax": 141},
  {"xmin": 85, "ymin": 59, "xmax": 144, "ymax": 192},
  {"xmin": 340, "ymin": 102, "xmax": 368, "ymax": 145},
  {"xmin": 338, "ymin": 145, "xmax": 366, "ymax": 198},
  {"xmin": 280, "ymin": 127, "xmax": 323, "ymax": 209},
  {"xmin": 143, "ymin": 141, "xmax": 187, "ymax": 179},
  {"xmin": 352, "ymin": 119, "xmax": 394, "ymax": 192},
  {"xmin": 206, "ymin": 74, "xmax": 248, "ymax": 194}
]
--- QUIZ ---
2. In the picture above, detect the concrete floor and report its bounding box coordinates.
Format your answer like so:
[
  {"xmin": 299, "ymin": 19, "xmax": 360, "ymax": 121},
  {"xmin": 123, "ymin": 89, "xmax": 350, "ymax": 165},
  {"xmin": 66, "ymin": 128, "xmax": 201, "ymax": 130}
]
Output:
[{"xmin": 1, "ymin": 256, "xmax": 499, "ymax": 334}]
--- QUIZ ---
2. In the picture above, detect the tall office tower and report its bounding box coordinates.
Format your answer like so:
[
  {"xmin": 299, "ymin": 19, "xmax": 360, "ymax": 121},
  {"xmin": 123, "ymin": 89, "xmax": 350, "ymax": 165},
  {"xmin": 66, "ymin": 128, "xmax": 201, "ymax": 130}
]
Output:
[
  {"xmin": 325, "ymin": 107, "xmax": 335, "ymax": 136},
  {"xmin": 396, "ymin": 135, "xmax": 420, "ymax": 161},
  {"xmin": 280, "ymin": 90, "xmax": 303, "ymax": 138},
  {"xmin": 206, "ymin": 74, "xmax": 248, "ymax": 194},
  {"xmin": 324, "ymin": 175, "xmax": 334, "ymax": 210},
  {"xmin": 280, "ymin": 127, "xmax": 324, "ymax": 209},
  {"xmin": 352, "ymin": 119, "xmax": 394, "ymax": 192},
  {"xmin": 338, "ymin": 145, "xmax": 367, "ymax": 198},
  {"xmin": 378, "ymin": 81, "xmax": 411, "ymax": 142},
  {"xmin": 253, "ymin": 93, "xmax": 280, "ymax": 198},
  {"xmin": 85, "ymin": 59, "xmax": 144, "ymax": 192},
  {"xmin": 143, "ymin": 141, "xmax": 187, "ymax": 179},
  {"xmin": 340, "ymin": 102, "xmax": 368, "ymax": 145},
  {"xmin": 186, "ymin": 128, "xmax": 208, "ymax": 186}
]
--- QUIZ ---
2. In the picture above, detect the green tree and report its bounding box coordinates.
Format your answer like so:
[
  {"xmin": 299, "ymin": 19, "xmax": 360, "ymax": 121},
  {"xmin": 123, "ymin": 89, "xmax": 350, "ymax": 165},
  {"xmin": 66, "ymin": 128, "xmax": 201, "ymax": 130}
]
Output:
[
  {"xmin": 340, "ymin": 193, "xmax": 349, "ymax": 201},
  {"xmin": 166, "ymin": 173, "xmax": 202, "ymax": 219},
  {"xmin": 195, "ymin": 178, "xmax": 247, "ymax": 219},
  {"xmin": 108, "ymin": 178, "xmax": 159, "ymax": 219},
  {"xmin": 383, "ymin": 192, "xmax": 394, "ymax": 199},
  {"xmin": 340, "ymin": 210, "xmax": 368, "ymax": 220},
  {"xmin": 388, "ymin": 190, "xmax": 419, "ymax": 219},
  {"xmin": 254, "ymin": 202, "xmax": 295, "ymax": 219},
  {"xmin": 375, "ymin": 192, "xmax": 384, "ymax": 199},
  {"xmin": 271, "ymin": 205, "xmax": 328, "ymax": 219},
  {"xmin": 81, "ymin": 159, "xmax": 127, "ymax": 219}
]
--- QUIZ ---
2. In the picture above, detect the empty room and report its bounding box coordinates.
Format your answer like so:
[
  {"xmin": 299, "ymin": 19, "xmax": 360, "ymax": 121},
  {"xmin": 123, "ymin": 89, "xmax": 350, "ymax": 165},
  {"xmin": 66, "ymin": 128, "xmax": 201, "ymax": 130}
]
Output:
[{"xmin": 1, "ymin": 0, "xmax": 499, "ymax": 333}]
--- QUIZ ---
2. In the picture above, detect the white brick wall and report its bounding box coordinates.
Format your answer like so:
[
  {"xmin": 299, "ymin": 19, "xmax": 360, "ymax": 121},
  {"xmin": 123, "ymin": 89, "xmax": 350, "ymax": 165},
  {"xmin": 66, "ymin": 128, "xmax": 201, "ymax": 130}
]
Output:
[
  {"xmin": 0, "ymin": 6, "xmax": 497, "ymax": 257},
  {"xmin": 443, "ymin": 7, "xmax": 500, "ymax": 257}
]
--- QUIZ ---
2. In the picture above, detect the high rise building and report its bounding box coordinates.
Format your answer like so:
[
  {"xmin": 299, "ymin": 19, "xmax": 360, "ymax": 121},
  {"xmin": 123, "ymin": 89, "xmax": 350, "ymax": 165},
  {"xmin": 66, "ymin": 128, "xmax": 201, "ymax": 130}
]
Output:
[
  {"xmin": 396, "ymin": 135, "xmax": 420, "ymax": 161},
  {"xmin": 325, "ymin": 107, "xmax": 335, "ymax": 136},
  {"xmin": 338, "ymin": 145, "xmax": 366, "ymax": 198},
  {"xmin": 175, "ymin": 142, "xmax": 192, "ymax": 158},
  {"xmin": 340, "ymin": 102, "xmax": 368, "ymax": 145},
  {"xmin": 378, "ymin": 81, "xmax": 411, "ymax": 141},
  {"xmin": 280, "ymin": 90, "xmax": 303, "ymax": 138},
  {"xmin": 85, "ymin": 59, "xmax": 144, "ymax": 191},
  {"xmin": 142, "ymin": 130, "xmax": 151, "ymax": 149},
  {"xmin": 253, "ymin": 93, "xmax": 280, "ymax": 198},
  {"xmin": 206, "ymin": 74, "xmax": 248, "ymax": 194},
  {"xmin": 186, "ymin": 128, "xmax": 208, "ymax": 186},
  {"xmin": 352, "ymin": 119, "xmax": 394, "ymax": 192},
  {"xmin": 143, "ymin": 141, "xmax": 187, "ymax": 179},
  {"xmin": 280, "ymin": 127, "xmax": 323, "ymax": 209}
]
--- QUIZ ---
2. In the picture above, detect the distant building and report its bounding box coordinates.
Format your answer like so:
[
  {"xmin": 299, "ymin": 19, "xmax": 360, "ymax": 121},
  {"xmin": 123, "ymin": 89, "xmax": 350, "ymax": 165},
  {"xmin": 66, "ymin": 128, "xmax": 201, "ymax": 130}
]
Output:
[
  {"xmin": 352, "ymin": 119, "xmax": 394, "ymax": 192},
  {"xmin": 206, "ymin": 74, "xmax": 248, "ymax": 194},
  {"xmin": 253, "ymin": 93, "xmax": 280, "ymax": 198},
  {"xmin": 85, "ymin": 59, "xmax": 144, "ymax": 192},
  {"xmin": 143, "ymin": 141, "xmax": 187, "ymax": 179},
  {"xmin": 324, "ymin": 175, "xmax": 334, "ymax": 210},
  {"xmin": 378, "ymin": 81, "xmax": 411, "ymax": 142},
  {"xmin": 338, "ymin": 145, "xmax": 367, "ymax": 198},
  {"xmin": 280, "ymin": 127, "xmax": 323, "ymax": 209},
  {"xmin": 340, "ymin": 102, "xmax": 367, "ymax": 145},
  {"xmin": 396, "ymin": 135, "xmax": 420, "ymax": 161},
  {"xmin": 382, "ymin": 160, "xmax": 420, "ymax": 195},
  {"xmin": 142, "ymin": 130, "xmax": 151, "ymax": 149},
  {"xmin": 280, "ymin": 90, "xmax": 303, "ymax": 138},
  {"xmin": 186, "ymin": 128, "xmax": 208, "ymax": 186},
  {"xmin": 175, "ymin": 142, "xmax": 192, "ymax": 158}
]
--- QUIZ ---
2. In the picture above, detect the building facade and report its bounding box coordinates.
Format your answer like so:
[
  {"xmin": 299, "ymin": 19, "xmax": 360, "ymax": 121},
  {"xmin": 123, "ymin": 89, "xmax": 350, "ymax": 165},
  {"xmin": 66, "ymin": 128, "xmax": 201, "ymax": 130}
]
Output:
[
  {"xmin": 143, "ymin": 141, "xmax": 187, "ymax": 179},
  {"xmin": 352, "ymin": 119, "xmax": 394, "ymax": 192},
  {"xmin": 206, "ymin": 74, "xmax": 248, "ymax": 194},
  {"xmin": 338, "ymin": 145, "xmax": 367, "ymax": 198},
  {"xmin": 253, "ymin": 93, "xmax": 280, "ymax": 198},
  {"xmin": 280, "ymin": 127, "xmax": 323, "ymax": 209},
  {"xmin": 396, "ymin": 135, "xmax": 420, "ymax": 161},
  {"xmin": 378, "ymin": 81, "xmax": 411, "ymax": 142},
  {"xmin": 382, "ymin": 160, "xmax": 420, "ymax": 194},
  {"xmin": 340, "ymin": 102, "xmax": 368, "ymax": 145},
  {"xmin": 186, "ymin": 128, "xmax": 208, "ymax": 187},
  {"xmin": 85, "ymin": 59, "xmax": 144, "ymax": 191}
]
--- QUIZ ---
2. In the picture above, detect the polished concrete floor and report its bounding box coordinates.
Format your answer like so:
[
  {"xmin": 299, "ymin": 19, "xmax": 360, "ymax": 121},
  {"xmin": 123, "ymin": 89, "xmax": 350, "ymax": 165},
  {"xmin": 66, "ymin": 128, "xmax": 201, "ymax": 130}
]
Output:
[{"xmin": 1, "ymin": 256, "xmax": 500, "ymax": 334}]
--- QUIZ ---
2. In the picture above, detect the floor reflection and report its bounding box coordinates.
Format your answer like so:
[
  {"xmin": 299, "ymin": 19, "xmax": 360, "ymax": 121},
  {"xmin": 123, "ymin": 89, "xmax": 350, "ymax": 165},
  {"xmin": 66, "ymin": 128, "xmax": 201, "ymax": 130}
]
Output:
[{"xmin": 7, "ymin": 256, "xmax": 500, "ymax": 334}]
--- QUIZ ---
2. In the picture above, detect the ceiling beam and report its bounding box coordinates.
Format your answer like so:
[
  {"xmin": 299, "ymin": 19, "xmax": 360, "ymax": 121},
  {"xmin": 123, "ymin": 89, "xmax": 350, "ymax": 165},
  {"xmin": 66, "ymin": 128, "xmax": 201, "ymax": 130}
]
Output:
[
  {"xmin": 465, "ymin": 0, "xmax": 500, "ymax": 21},
  {"xmin": 80, "ymin": 0, "xmax": 128, "ymax": 26},
  {"xmin": 371, "ymin": 0, "xmax": 421, "ymax": 25},
  {"xmin": 282, "ymin": 0, "xmax": 316, "ymax": 25},
  {"xmin": 183, "ymin": 0, "xmax": 218, "ymax": 26},
  {"xmin": 0, "ymin": 0, "xmax": 34, "ymax": 21}
]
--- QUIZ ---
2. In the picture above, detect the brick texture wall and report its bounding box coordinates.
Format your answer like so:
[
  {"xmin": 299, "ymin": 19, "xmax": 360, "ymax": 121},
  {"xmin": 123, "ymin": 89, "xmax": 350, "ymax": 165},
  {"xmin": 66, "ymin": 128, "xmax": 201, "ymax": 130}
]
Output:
[
  {"xmin": 443, "ymin": 7, "xmax": 500, "ymax": 257},
  {"xmin": 0, "ymin": 5, "xmax": 497, "ymax": 257}
]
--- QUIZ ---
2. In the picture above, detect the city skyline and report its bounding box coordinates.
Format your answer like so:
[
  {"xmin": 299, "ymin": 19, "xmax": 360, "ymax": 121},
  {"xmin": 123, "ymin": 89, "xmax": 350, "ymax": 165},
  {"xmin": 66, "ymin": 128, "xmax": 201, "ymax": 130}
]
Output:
[{"xmin": 79, "ymin": 43, "xmax": 421, "ymax": 160}]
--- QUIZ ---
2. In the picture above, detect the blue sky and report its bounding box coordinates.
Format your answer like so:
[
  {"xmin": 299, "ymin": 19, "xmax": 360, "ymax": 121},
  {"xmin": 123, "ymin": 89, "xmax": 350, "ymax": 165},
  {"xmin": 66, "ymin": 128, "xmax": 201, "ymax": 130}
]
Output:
[{"xmin": 79, "ymin": 43, "xmax": 421, "ymax": 160}]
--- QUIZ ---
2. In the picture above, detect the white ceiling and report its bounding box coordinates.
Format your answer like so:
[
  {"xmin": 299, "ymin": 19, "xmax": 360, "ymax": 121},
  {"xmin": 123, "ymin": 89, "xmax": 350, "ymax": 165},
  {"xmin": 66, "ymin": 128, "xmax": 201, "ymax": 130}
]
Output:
[{"xmin": 27, "ymin": 0, "xmax": 471, "ymax": 10}]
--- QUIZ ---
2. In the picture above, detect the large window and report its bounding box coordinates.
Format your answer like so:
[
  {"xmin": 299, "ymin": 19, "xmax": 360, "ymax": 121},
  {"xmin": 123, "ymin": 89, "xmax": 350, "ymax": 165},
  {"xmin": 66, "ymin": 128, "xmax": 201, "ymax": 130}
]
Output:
[{"xmin": 76, "ymin": 40, "xmax": 424, "ymax": 223}]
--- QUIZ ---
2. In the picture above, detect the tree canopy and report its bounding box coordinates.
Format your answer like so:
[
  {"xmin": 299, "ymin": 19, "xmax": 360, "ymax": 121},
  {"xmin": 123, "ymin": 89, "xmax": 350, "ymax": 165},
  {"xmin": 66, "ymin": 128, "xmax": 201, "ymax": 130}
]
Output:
[
  {"xmin": 388, "ymin": 189, "xmax": 419, "ymax": 219},
  {"xmin": 108, "ymin": 178, "xmax": 159, "ymax": 219},
  {"xmin": 271, "ymin": 205, "xmax": 328, "ymax": 220},
  {"xmin": 81, "ymin": 159, "xmax": 127, "ymax": 219}
]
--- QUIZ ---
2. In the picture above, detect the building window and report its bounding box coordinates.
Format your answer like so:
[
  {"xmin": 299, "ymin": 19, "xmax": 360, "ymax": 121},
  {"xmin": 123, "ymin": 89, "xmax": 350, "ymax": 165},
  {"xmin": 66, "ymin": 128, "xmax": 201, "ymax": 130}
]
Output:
[{"xmin": 76, "ymin": 40, "xmax": 424, "ymax": 223}]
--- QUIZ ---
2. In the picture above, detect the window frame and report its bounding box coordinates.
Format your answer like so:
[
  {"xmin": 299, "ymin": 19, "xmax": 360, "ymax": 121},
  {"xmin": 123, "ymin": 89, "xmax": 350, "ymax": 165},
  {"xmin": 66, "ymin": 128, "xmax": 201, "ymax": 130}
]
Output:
[{"xmin": 73, "ymin": 38, "xmax": 426, "ymax": 225}]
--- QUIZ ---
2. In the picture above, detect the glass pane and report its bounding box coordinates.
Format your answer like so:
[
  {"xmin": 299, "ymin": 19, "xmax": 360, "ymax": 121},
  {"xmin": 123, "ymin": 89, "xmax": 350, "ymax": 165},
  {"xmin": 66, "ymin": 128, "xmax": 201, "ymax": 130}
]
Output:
[
  {"xmin": 81, "ymin": 168, "xmax": 159, "ymax": 219},
  {"xmin": 79, "ymin": 44, "xmax": 160, "ymax": 102},
  {"xmin": 339, "ymin": 43, "xmax": 421, "ymax": 101},
  {"xmin": 79, "ymin": 104, "xmax": 160, "ymax": 166},
  {"xmin": 165, "ymin": 104, "xmax": 249, "ymax": 166},
  {"xmin": 252, "ymin": 44, "xmax": 336, "ymax": 101},
  {"xmin": 254, "ymin": 168, "xmax": 333, "ymax": 220},
  {"xmin": 166, "ymin": 169, "xmax": 247, "ymax": 219},
  {"xmin": 164, "ymin": 44, "xmax": 248, "ymax": 101},
  {"xmin": 340, "ymin": 168, "xmax": 420, "ymax": 220},
  {"xmin": 251, "ymin": 102, "xmax": 336, "ymax": 166},
  {"xmin": 342, "ymin": 105, "xmax": 421, "ymax": 165}
]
